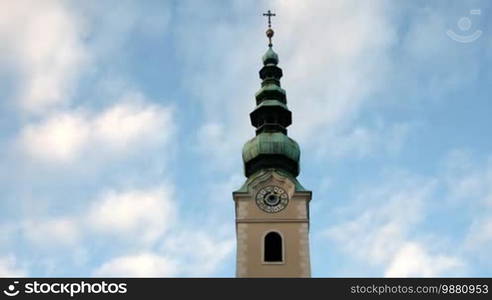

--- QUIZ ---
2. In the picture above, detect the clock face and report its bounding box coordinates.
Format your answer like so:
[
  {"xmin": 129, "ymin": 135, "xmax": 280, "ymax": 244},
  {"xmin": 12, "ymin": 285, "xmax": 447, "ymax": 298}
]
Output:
[{"xmin": 256, "ymin": 185, "xmax": 289, "ymax": 213}]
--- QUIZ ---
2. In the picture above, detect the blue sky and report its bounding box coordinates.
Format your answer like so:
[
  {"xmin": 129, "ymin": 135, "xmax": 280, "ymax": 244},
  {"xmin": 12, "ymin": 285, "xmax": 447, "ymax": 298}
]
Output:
[{"xmin": 0, "ymin": 0, "xmax": 491, "ymax": 277}]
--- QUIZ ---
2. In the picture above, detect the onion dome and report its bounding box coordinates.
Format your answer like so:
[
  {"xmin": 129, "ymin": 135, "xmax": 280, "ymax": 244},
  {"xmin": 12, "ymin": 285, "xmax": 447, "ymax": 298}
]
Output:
[
  {"xmin": 242, "ymin": 23, "xmax": 300, "ymax": 178},
  {"xmin": 243, "ymin": 132, "xmax": 300, "ymax": 177},
  {"xmin": 262, "ymin": 47, "xmax": 279, "ymax": 65}
]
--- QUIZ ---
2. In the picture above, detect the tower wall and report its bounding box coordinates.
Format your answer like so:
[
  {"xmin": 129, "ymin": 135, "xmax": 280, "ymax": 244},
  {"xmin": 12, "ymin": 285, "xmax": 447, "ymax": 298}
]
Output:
[{"xmin": 233, "ymin": 170, "xmax": 311, "ymax": 277}]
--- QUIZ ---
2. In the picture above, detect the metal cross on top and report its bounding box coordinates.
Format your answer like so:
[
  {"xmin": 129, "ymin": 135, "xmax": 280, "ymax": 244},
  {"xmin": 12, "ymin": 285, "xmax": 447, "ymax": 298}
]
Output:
[{"xmin": 263, "ymin": 10, "xmax": 276, "ymax": 28}]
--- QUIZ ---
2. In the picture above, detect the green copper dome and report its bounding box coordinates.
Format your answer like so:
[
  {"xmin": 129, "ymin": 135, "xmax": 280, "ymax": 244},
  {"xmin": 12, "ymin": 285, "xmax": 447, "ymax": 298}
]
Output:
[
  {"xmin": 262, "ymin": 47, "xmax": 279, "ymax": 65},
  {"xmin": 242, "ymin": 132, "xmax": 300, "ymax": 177}
]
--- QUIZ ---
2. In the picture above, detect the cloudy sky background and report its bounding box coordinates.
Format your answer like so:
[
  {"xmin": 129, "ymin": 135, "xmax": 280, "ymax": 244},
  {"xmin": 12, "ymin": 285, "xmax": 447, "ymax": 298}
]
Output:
[{"xmin": 0, "ymin": 0, "xmax": 491, "ymax": 277}]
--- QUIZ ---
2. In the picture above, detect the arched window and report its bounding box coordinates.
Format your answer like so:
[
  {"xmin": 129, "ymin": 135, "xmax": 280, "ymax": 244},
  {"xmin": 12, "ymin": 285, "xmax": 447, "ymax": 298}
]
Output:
[{"xmin": 264, "ymin": 231, "xmax": 283, "ymax": 262}]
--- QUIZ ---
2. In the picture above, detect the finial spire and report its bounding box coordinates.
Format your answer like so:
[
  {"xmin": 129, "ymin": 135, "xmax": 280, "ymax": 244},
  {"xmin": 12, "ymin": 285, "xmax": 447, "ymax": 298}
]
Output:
[
  {"xmin": 263, "ymin": 10, "xmax": 276, "ymax": 47},
  {"xmin": 263, "ymin": 10, "xmax": 275, "ymax": 28}
]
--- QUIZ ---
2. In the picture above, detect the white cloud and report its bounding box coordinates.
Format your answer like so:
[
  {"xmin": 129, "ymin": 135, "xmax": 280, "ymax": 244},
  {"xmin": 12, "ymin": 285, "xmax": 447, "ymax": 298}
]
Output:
[
  {"xmin": 161, "ymin": 231, "xmax": 235, "ymax": 276},
  {"xmin": 275, "ymin": 0, "xmax": 396, "ymax": 142},
  {"xmin": 175, "ymin": 0, "xmax": 398, "ymax": 170},
  {"xmin": 1, "ymin": 182, "xmax": 233, "ymax": 277},
  {"xmin": 93, "ymin": 92, "xmax": 173, "ymax": 151},
  {"xmin": 327, "ymin": 178, "xmax": 427, "ymax": 263},
  {"xmin": 93, "ymin": 253, "xmax": 178, "ymax": 277},
  {"xmin": 466, "ymin": 218, "xmax": 492, "ymax": 252},
  {"xmin": 0, "ymin": 256, "xmax": 26, "ymax": 277},
  {"xmin": 92, "ymin": 230, "xmax": 234, "ymax": 277},
  {"xmin": 92, "ymin": 234, "xmax": 234, "ymax": 277},
  {"xmin": 19, "ymin": 112, "xmax": 90, "ymax": 162},
  {"xmin": 385, "ymin": 242, "xmax": 462, "ymax": 277},
  {"xmin": 2, "ymin": 1, "xmax": 239, "ymax": 278},
  {"xmin": 23, "ymin": 218, "xmax": 80, "ymax": 248},
  {"xmin": 1, "ymin": 178, "xmax": 233, "ymax": 277},
  {"xmin": 444, "ymin": 152, "xmax": 492, "ymax": 261},
  {"xmin": 197, "ymin": 123, "xmax": 241, "ymax": 171},
  {"xmin": 325, "ymin": 173, "xmax": 462, "ymax": 276},
  {"xmin": 89, "ymin": 185, "xmax": 234, "ymax": 276},
  {"xmin": 442, "ymin": 150, "xmax": 492, "ymax": 205},
  {"xmin": 0, "ymin": 0, "xmax": 88, "ymax": 112},
  {"xmin": 315, "ymin": 122, "xmax": 413, "ymax": 159},
  {"xmin": 19, "ymin": 93, "xmax": 174, "ymax": 163},
  {"xmin": 88, "ymin": 185, "xmax": 175, "ymax": 244},
  {"xmin": 385, "ymin": 4, "xmax": 484, "ymax": 107}
]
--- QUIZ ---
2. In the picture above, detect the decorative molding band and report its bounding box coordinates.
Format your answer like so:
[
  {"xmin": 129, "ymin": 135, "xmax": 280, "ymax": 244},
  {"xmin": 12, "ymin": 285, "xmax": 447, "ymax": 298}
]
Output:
[{"xmin": 236, "ymin": 218, "xmax": 309, "ymax": 223}]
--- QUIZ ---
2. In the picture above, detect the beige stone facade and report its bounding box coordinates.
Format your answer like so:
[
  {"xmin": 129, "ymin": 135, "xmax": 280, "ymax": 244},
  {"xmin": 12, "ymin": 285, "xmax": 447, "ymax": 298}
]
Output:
[{"xmin": 233, "ymin": 170, "xmax": 311, "ymax": 277}]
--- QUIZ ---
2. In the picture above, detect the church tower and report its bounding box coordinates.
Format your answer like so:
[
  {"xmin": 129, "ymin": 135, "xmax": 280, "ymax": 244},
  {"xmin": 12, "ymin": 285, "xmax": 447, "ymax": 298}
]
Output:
[{"xmin": 233, "ymin": 11, "xmax": 312, "ymax": 277}]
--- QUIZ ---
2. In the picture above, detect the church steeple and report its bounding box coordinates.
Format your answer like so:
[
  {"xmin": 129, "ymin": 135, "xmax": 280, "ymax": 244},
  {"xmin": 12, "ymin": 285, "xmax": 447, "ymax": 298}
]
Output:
[
  {"xmin": 242, "ymin": 15, "xmax": 300, "ymax": 178},
  {"xmin": 233, "ymin": 11, "xmax": 311, "ymax": 278}
]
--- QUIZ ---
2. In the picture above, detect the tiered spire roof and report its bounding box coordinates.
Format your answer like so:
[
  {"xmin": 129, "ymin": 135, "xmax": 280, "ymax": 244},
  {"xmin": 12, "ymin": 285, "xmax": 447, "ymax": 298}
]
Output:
[{"xmin": 242, "ymin": 11, "xmax": 300, "ymax": 178}]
